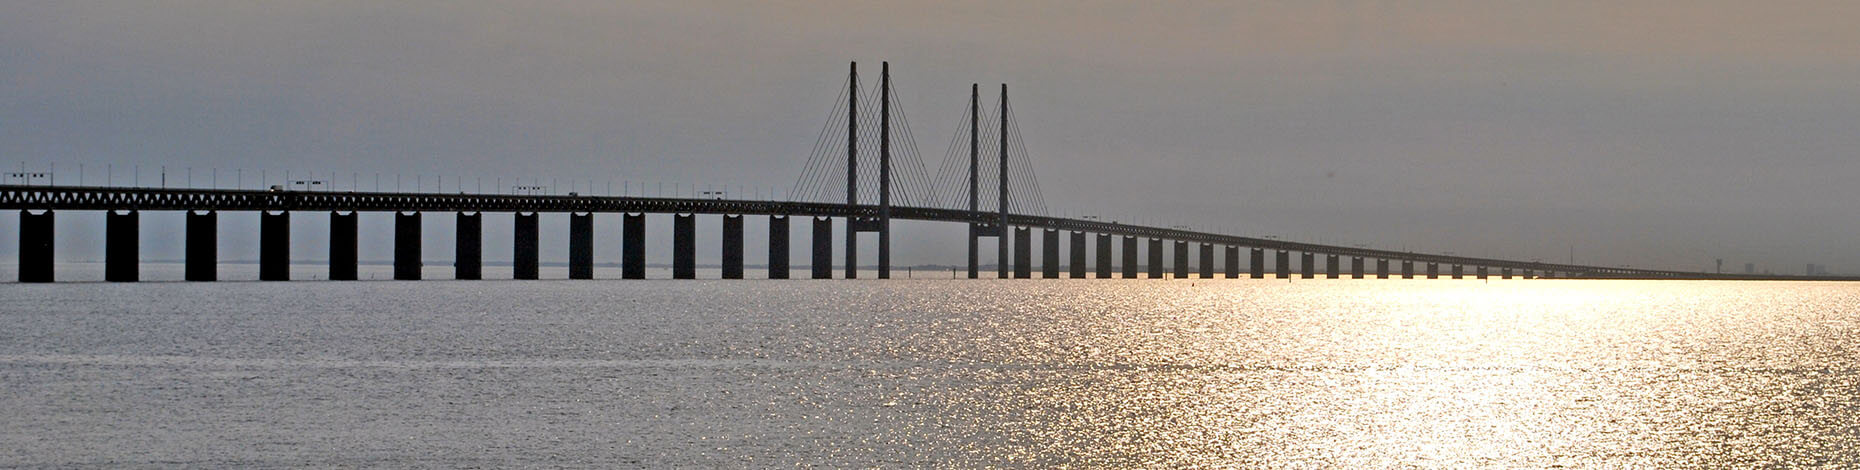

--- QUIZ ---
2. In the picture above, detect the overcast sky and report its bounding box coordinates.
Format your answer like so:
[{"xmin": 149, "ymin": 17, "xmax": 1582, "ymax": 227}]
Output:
[{"xmin": 4, "ymin": 1, "xmax": 1857, "ymax": 275}]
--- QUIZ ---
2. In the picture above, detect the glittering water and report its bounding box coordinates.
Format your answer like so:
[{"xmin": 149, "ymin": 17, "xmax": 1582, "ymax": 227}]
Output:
[{"xmin": 3, "ymin": 267, "xmax": 1857, "ymax": 467}]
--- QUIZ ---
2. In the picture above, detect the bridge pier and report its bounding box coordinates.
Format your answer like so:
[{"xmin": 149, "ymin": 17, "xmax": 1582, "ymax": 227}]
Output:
[
  {"xmin": 1147, "ymin": 238, "xmax": 1164, "ymax": 279},
  {"xmin": 1275, "ymin": 250, "xmax": 1290, "ymax": 279},
  {"xmin": 1523, "ymin": 269, "xmax": 1535, "ymax": 279},
  {"xmin": 1013, "ymin": 227, "xmax": 1032, "ymax": 279},
  {"xmin": 1501, "ymin": 267, "xmax": 1512, "ymax": 279},
  {"xmin": 455, "ymin": 212, "xmax": 481, "ymax": 280},
  {"xmin": 570, "ymin": 213, "xmax": 594, "ymax": 280},
  {"xmin": 1122, "ymin": 236, "xmax": 1139, "ymax": 278},
  {"xmin": 105, "ymin": 210, "xmax": 137, "ymax": 282},
  {"xmin": 1300, "ymin": 252, "xmax": 1315, "ymax": 279},
  {"xmin": 18, "ymin": 210, "xmax": 53, "ymax": 283},
  {"xmin": 185, "ymin": 210, "xmax": 216, "ymax": 282},
  {"xmin": 768, "ymin": 216, "xmax": 789, "ymax": 279},
  {"xmin": 1042, "ymin": 229, "xmax": 1059, "ymax": 279},
  {"xmin": 1224, "ymin": 246, "xmax": 1239, "ymax": 278},
  {"xmin": 1199, "ymin": 243, "xmax": 1214, "ymax": 279},
  {"xmin": 1377, "ymin": 258, "xmax": 1390, "ymax": 279},
  {"xmin": 674, "ymin": 214, "xmax": 695, "ymax": 279},
  {"xmin": 395, "ymin": 212, "xmax": 421, "ymax": 280},
  {"xmin": 514, "ymin": 213, "xmax": 539, "ymax": 280},
  {"xmin": 1351, "ymin": 256, "xmax": 1364, "ymax": 279},
  {"xmin": 1095, "ymin": 233, "xmax": 1113, "ymax": 278},
  {"xmin": 1172, "ymin": 241, "xmax": 1189, "ymax": 279},
  {"xmin": 1401, "ymin": 260, "xmax": 1414, "ymax": 279},
  {"xmin": 624, "ymin": 214, "xmax": 646, "ymax": 279},
  {"xmin": 330, "ymin": 211, "xmax": 357, "ymax": 281},
  {"xmin": 1069, "ymin": 231, "xmax": 1087, "ymax": 278},
  {"xmin": 1326, "ymin": 254, "xmax": 1339, "ymax": 279},
  {"xmin": 812, "ymin": 217, "xmax": 832, "ymax": 279},
  {"xmin": 1477, "ymin": 266, "xmax": 1488, "ymax": 279},
  {"xmin": 260, "ymin": 211, "xmax": 289, "ymax": 281},
  {"xmin": 1426, "ymin": 262, "xmax": 1439, "ymax": 279},
  {"xmin": 1451, "ymin": 264, "xmax": 1463, "ymax": 279},
  {"xmin": 722, "ymin": 216, "xmax": 744, "ymax": 279},
  {"xmin": 1250, "ymin": 248, "xmax": 1265, "ymax": 278}
]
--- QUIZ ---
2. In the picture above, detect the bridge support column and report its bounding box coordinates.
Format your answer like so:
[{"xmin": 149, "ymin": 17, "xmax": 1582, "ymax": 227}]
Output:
[
  {"xmin": 455, "ymin": 212, "xmax": 481, "ymax": 280},
  {"xmin": 1122, "ymin": 236, "xmax": 1139, "ymax": 278},
  {"xmin": 570, "ymin": 213, "xmax": 594, "ymax": 280},
  {"xmin": 812, "ymin": 217, "xmax": 832, "ymax": 279},
  {"xmin": 395, "ymin": 212, "xmax": 421, "ymax": 280},
  {"xmin": 1224, "ymin": 246, "xmax": 1239, "ymax": 278},
  {"xmin": 1275, "ymin": 250, "xmax": 1290, "ymax": 279},
  {"xmin": 1250, "ymin": 248, "xmax": 1265, "ymax": 278},
  {"xmin": 1199, "ymin": 243, "xmax": 1214, "ymax": 279},
  {"xmin": 514, "ymin": 213, "xmax": 538, "ymax": 280},
  {"xmin": 185, "ymin": 210, "xmax": 216, "ymax": 282},
  {"xmin": 722, "ymin": 215, "xmax": 744, "ymax": 279},
  {"xmin": 1147, "ymin": 238, "xmax": 1164, "ymax": 279},
  {"xmin": 1069, "ymin": 231, "xmax": 1087, "ymax": 278},
  {"xmin": 1451, "ymin": 264, "xmax": 1463, "ymax": 279},
  {"xmin": 1300, "ymin": 252, "xmax": 1315, "ymax": 279},
  {"xmin": 1013, "ymin": 227, "xmax": 1032, "ymax": 279},
  {"xmin": 18, "ymin": 210, "xmax": 53, "ymax": 283},
  {"xmin": 1326, "ymin": 254, "xmax": 1339, "ymax": 279},
  {"xmin": 1351, "ymin": 257, "xmax": 1365, "ymax": 279},
  {"xmin": 1477, "ymin": 266, "xmax": 1488, "ymax": 279},
  {"xmin": 768, "ymin": 216, "xmax": 789, "ymax": 279},
  {"xmin": 1041, "ymin": 229, "xmax": 1059, "ymax": 279},
  {"xmin": 1172, "ymin": 241, "xmax": 1189, "ymax": 279},
  {"xmin": 1095, "ymin": 234, "xmax": 1113, "ymax": 278},
  {"xmin": 1426, "ymin": 262, "xmax": 1439, "ymax": 279},
  {"xmin": 623, "ymin": 214, "xmax": 646, "ymax": 279},
  {"xmin": 674, "ymin": 214, "xmax": 695, "ymax": 279},
  {"xmin": 329, "ymin": 211, "xmax": 357, "ymax": 281},
  {"xmin": 1501, "ymin": 268, "xmax": 1512, "ymax": 279},
  {"xmin": 105, "ymin": 210, "xmax": 138, "ymax": 282},
  {"xmin": 1377, "ymin": 259, "xmax": 1390, "ymax": 279},
  {"xmin": 1524, "ymin": 269, "xmax": 1537, "ymax": 278},
  {"xmin": 1401, "ymin": 260, "xmax": 1414, "ymax": 279},
  {"xmin": 260, "ymin": 211, "xmax": 289, "ymax": 281}
]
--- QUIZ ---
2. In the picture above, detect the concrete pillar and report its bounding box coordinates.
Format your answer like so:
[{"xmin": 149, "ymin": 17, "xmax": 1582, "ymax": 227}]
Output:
[
  {"xmin": 259, "ymin": 211, "xmax": 289, "ymax": 281},
  {"xmin": 1041, "ymin": 229, "xmax": 1059, "ymax": 279},
  {"xmin": 768, "ymin": 216, "xmax": 789, "ymax": 279},
  {"xmin": 1351, "ymin": 257, "xmax": 1364, "ymax": 279},
  {"xmin": 673, "ymin": 214, "xmax": 695, "ymax": 279},
  {"xmin": 455, "ymin": 212, "xmax": 481, "ymax": 280},
  {"xmin": 569, "ymin": 213, "xmax": 594, "ymax": 280},
  {"xmin": 1426, "ymin": 262, "xmax": 1439, "ymax": 279},
  {"xmin": 722, "ymin": 215, "xmax": 744, "ymax": 279},
  {"xmin": 1477, "ymin": 266, "xmax": 1489, "ymax": 279},
  {"xmin": 1172, "ymin": 240, "xmax": 1188, "ymax": 279},
  {"xmin": 1121, "ymin": 236, "xmax": 1139, "ymax": 278},
  {"xmin": 1095, "ymin": 233, "xmax": 1113, "ymax": 278},
  {"xmin": 623, "ymin": 213, "xmax": 646, "ymax": 279},
  {"xmin": 1013, "ymin": 227, "xmax": 1032, "ymax": 279},
  {"xmin": 329, "ymin": 211, "xmax": 357, "ymax": 281},
  {"xmin": 394, "ymin": 212, "xmax": 421, "ymax": 281},
  {"xmin": 105, "ymin": 210, "xmax": 138, "ymax": 282},
  {"xmin": 1501, "ymin": 267, "xmax": 1512, "ymax": 279},
  {"xmin": 1250, "ymin": 248, "xmax": 1265, "ymax": 278},
  {"xmin": 1377, "ymin": 259, "xmax": 1390, "ymax": 279},
  {"xmin": 1224, "ymin": 246, "xmax": 1239, "ymax": 278},
  {"xmin": 18, "ymin": 210, "xmax": 53, "ymax": 283},
  {"xmin": 1525, "ymin": 269, "xmax": 1537, "ymax": 278},
  {"xmin": 185, "ymin": 210, "xmax": 216, "ymax": 282},
  {"xmin": 811, "ymin": 217, "xmax": 832, "ymax": 279},
  {"xmin": 1275, "ymin": 250, "xmax": 1290, "ymax": 279},
  {"xmin": 1199, "ymin": 243, "xmax": 1214, "ymax": 279},
  {"xmin": 1147, "ymin": 238, "xmax": 1164, "ymax": 279},
  {"xmin": 1451, "ymin": 264, "xmax": 1463, "ymax": 279},
  {"xmin": 513, "ymin": 213, "xmax": 539, "ymax": 280},
  {"xmin": 1300, "ymin": 252, "xmax": 1315, "ymax": 279},
  {"xmin": 1325, "ymin": 254, "xmax": 1339, "ymax": 279},
  {"xmin": 1401, "ymin": 260, "xmax": 1414, "ymax": 279},
  {"xmin": 1068, "ymin": 231, "xmax": 1087, "ymax": 278}
]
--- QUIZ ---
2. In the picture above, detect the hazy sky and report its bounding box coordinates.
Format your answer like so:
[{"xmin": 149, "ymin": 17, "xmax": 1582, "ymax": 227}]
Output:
[{"xmin": 4, "ymin": 1, "xmax": 1858, "ymax": 274}]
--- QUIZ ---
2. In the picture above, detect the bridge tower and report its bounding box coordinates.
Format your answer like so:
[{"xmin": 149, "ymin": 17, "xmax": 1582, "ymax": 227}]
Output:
[{"xmin": 843, "ymin": 62, "xmax": 895, "ymax": 279}]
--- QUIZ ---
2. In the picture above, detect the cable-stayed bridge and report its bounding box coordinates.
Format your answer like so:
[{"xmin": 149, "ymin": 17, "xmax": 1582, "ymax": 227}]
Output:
[{"xmin": 2, "ymin": 63, "xmax": 1844, "ymax": 282}]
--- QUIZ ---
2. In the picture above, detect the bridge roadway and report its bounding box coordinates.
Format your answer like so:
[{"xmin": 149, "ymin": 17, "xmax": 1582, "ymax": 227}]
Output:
[{"xmin": 0, "ymin": 184, "xmax": 1836, "ymax": 280}]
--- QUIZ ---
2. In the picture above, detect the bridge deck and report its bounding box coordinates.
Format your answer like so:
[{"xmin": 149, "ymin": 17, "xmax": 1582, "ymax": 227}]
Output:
[{"xmin": 1, "ymin": 185, "xmax": 1840, "ymax": 280}]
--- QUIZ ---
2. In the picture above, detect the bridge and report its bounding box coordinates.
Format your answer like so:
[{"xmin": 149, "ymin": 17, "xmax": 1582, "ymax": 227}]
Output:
[{"xmin": 3, "ymin": 63, "xmax": 1842, "ymax": 283}]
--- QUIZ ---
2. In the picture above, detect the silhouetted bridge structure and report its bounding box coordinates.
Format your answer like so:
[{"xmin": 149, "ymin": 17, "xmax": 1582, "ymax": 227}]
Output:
[{"xmin": 4, "ymin": 63, "xmax": 1841, "ymax": 283}]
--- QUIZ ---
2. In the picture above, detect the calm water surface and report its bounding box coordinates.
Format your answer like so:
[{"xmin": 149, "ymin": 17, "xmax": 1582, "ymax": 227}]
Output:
[{"xmin": 3, "ymin": 266, "xmax": 1857, "ymax": 467}]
